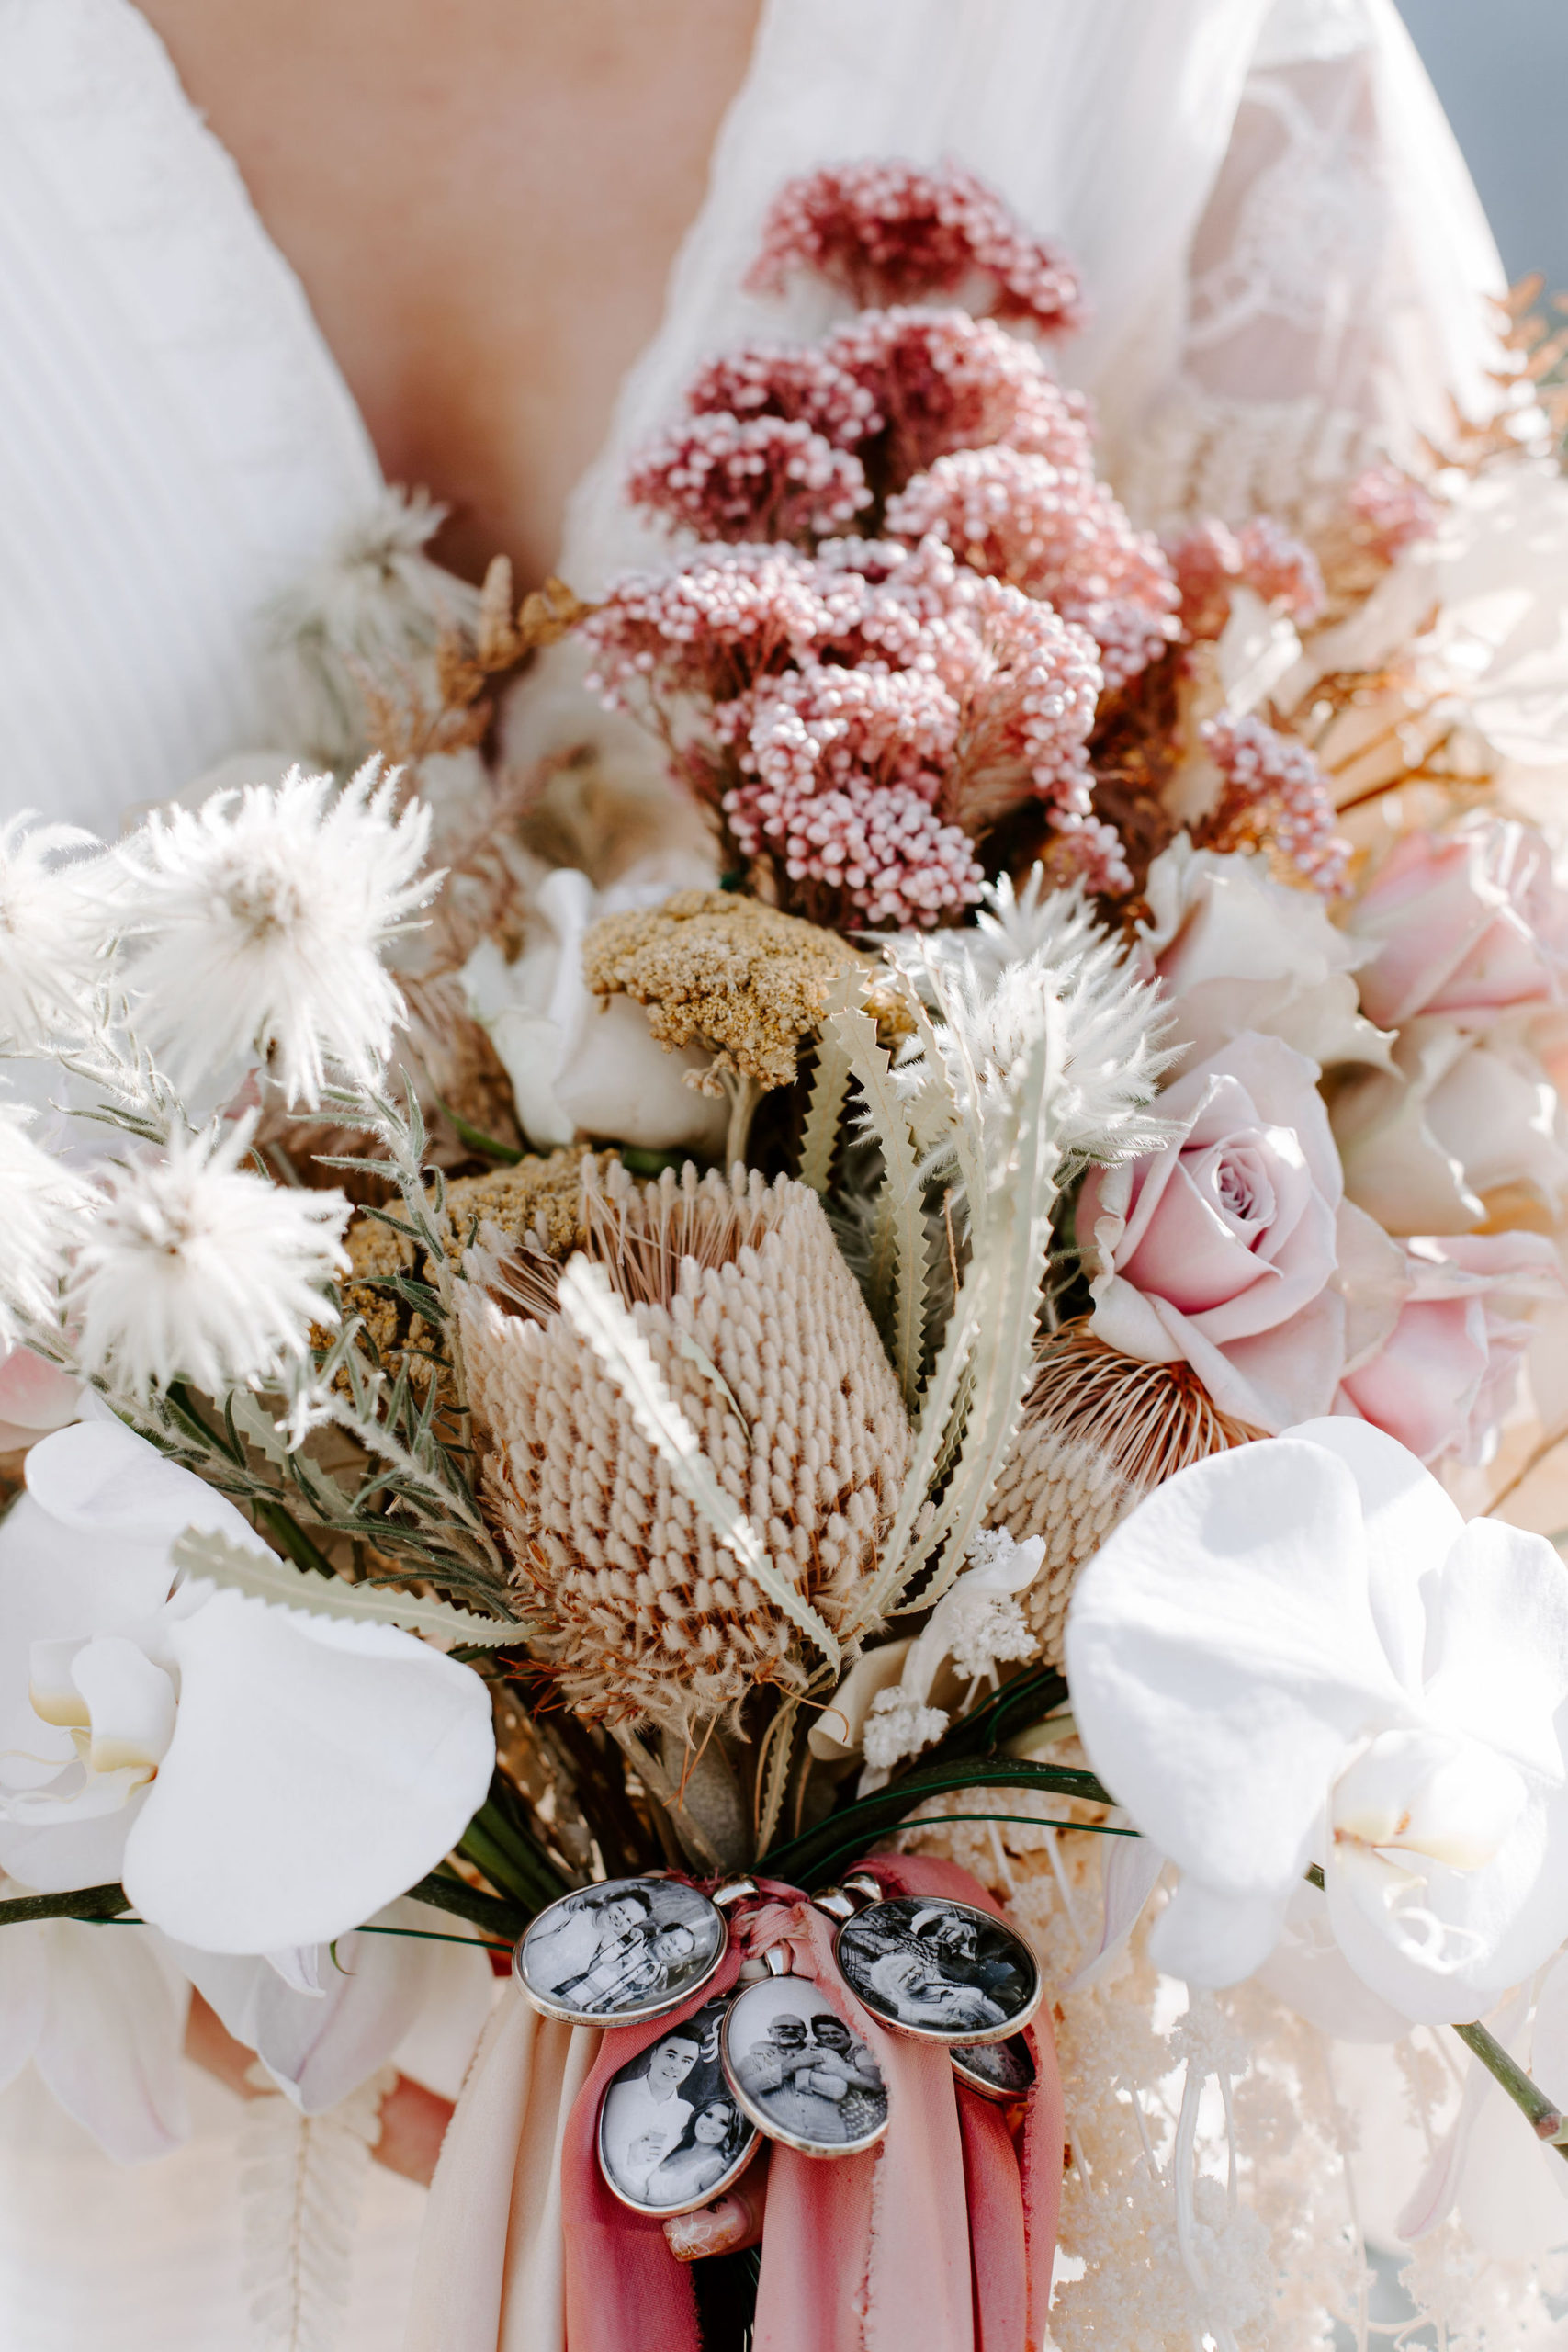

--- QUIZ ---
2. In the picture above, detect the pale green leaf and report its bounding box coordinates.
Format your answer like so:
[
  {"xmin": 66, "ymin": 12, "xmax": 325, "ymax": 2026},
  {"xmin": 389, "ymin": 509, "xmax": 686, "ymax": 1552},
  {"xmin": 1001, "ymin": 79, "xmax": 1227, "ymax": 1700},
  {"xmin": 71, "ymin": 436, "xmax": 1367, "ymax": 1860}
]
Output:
[{"xmin": 171, "ymin": 1525, "xmax": 524, "ymax": 1647}]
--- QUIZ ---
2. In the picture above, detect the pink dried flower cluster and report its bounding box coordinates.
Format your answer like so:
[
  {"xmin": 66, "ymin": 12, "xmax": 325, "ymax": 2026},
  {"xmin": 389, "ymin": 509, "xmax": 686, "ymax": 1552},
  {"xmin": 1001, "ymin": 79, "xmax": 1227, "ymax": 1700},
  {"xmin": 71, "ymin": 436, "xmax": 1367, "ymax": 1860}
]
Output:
[
  {"xmin": 745, "ymin": 158, "xmax": 1084, "ymax": 334},
  {"xmin": 1346, "ymin": 464, "xmax": 1441, "ymax": 561},
  {"xmin": 626, "ymin": 413, "xmax": 870, "ymax": 542},
  {"xmin": 823, "ymin": 308, "xmax": 1093, "ymax": 483},
  {"xmin": 583, "ymin": 538, "xmax": 1113, "ymax": 921},
  {"xmin": 886, "ymin": 445, "xmax": 1178, "ymax": 690},
  {"xmin": 1170, "ymin": 517, "xmax": 1325, "ymax": 641},
  {"xmin": 1199, "ymin": 712, "xmax": 1348, "ymax": 896}
]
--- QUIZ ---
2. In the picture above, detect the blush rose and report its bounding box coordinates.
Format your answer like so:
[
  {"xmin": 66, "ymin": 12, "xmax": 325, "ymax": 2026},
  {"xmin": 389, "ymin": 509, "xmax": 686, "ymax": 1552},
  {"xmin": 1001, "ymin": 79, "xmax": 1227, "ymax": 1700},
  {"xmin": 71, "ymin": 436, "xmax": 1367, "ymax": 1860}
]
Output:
[{"xmin": 1080, "ymin": 1031, "xmax": 1350, "ymax": 1432}]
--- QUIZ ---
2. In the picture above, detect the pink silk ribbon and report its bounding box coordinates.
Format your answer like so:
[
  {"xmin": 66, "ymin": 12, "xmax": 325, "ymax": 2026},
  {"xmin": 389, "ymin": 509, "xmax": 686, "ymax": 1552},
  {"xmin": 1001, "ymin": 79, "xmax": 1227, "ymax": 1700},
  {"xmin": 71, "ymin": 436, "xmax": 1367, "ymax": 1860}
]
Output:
[
  {"xmin": 559, "ymin": 1939, "xmax": 748, "ymax": 2352},
  {"xmin": 851, "ymin": 1853, "xmax": 1065, "ymax": 2352}
]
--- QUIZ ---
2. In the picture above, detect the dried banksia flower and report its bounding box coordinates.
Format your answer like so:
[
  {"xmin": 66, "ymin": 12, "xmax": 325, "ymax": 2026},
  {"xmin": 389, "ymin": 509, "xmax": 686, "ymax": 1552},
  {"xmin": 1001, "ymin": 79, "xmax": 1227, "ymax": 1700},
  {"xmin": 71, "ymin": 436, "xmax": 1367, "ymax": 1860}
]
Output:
[
  {"xmin": 988, "ymin": 1318, "xmax": 1256, "ymax": 1666},
  {"xmin": 581, "ymin": 890, "xmax": 869, "ymax": 1093},
  {"xmin": 457, "ymin": 1161, "xmax": 912, "ymax": 1731}
]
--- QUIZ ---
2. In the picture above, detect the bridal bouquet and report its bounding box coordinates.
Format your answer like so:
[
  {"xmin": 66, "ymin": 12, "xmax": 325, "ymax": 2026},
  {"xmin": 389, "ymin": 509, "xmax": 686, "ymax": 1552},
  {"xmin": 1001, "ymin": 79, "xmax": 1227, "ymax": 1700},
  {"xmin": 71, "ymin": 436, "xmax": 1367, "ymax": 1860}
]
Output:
[{"xmin": 9, "ymin": 156, "xmax": 1568, "ymax": 2351}]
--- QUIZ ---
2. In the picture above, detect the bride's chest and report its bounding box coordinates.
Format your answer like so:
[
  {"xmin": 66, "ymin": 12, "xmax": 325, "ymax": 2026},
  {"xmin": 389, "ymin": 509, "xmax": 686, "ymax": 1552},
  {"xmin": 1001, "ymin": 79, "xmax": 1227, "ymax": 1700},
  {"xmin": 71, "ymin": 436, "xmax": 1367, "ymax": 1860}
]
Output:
[{"xmin": 132, "ymin": 0, "xmax": 761, "ymax": 586}]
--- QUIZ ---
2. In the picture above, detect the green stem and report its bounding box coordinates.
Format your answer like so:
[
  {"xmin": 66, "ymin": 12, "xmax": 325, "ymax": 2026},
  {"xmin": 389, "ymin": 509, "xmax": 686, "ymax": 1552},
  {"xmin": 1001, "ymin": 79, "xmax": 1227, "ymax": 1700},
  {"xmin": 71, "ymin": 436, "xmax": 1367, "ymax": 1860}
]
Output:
[
  {"xmin": 762, "ymin": 1758, "xmax": 1112, "ymax": 1886},
  {"xmin": 0, "ymin": 1883, "xmax": 132, "ymax": 1927},
  {"xmin": 1453, "ymin": 2021, "xmax": 1568, "ymax": 2159},
  {"xmin": 457, "ymin": 1801, "xmax": 570, "ymax": 1917},
  {"xmin": 254, "ymin": 1499, "xmax": 340, "ymax": 1581},
  {"xmin": 403, "ymin": 1870, "xmax": 531, "ymax": 1942}
]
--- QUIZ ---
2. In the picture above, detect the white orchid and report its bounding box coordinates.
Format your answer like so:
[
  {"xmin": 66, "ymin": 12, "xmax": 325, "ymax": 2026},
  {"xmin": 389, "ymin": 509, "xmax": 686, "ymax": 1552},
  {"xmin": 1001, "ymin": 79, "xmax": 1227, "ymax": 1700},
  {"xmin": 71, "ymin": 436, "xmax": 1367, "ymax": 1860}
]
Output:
[
  {"xmin": 1065, "ymin": 1418, "xmax": 1568, "ymax": 2025},
  {"xmin": 177, "ymin": 1895, "xmax": 495, "ymax": 2115},
  {"xmin": 0, "ymin": 1894, "xmax": 189, "ymax": 2163},
  {"xmin": 0, "ymin": 1419, "xmax": 495, "ymax": 1954}
]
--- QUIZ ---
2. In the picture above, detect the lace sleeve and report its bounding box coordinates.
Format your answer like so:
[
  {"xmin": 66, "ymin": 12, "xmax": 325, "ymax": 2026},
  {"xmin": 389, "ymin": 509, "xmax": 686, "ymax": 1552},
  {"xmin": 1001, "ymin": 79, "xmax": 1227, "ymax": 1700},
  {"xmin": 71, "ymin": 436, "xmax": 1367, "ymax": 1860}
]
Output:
[{"xmin": 1117, "ymin": 0, "xmax": 1508, "ymax": 535}]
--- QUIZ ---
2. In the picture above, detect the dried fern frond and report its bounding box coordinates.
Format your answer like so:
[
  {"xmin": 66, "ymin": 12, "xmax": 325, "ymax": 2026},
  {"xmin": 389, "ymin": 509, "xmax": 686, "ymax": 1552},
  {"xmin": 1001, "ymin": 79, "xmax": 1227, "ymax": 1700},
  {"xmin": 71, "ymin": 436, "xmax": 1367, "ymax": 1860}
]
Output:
[
  {"xmin": 458, "ymin": 1159, "xmax": 911, "ymax": 1732},
  {"xmin": 989, "ymin": 1317, "xmax": 1258, "ymax": 1663},
  {"xmin": 240, "ymin": 2068, "xmax": 394, "ymax": 2352}
]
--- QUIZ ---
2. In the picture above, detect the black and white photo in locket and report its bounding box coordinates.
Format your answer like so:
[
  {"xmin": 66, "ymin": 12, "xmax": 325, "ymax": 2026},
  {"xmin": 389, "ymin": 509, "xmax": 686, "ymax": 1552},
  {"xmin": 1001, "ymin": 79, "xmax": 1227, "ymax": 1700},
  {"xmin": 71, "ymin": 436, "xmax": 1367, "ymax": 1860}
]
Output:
[
  {"xmin": 833, "ymin": 1898, "xmax": 1038, "ymax": 2041},
  {"xmin": 517, "ymin": 1877, "xmax": 724, "ymax": 2021},
  {"xmin": 598, "ymin": 1995, "xmax": 758, "ymax": 2213},
  {"xmin": 721, "ymin": 1975, "xmax": 888, "ymax": 2156}
]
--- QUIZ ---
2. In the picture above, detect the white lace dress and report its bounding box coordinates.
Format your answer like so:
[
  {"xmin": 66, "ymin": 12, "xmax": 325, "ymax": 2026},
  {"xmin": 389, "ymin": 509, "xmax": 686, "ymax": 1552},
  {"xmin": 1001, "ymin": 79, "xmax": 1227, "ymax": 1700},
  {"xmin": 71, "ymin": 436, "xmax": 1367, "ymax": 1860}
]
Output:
[{"xmin": 0, "ymin": 0, "xmax": 1508, "ymax": 2341}]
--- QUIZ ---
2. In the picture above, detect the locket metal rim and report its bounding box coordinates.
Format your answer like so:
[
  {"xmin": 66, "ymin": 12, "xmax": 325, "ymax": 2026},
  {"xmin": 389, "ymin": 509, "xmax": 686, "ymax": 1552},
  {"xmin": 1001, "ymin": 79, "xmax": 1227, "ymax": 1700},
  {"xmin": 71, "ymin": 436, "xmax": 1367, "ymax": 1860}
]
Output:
[
  {"xmin": 513, "ymin": 1874, "xmax": 729, "ymax": 2030},
  {"xmin": 718, "ymin": 1974, "xmax": 890, "ymax": 2162},
  {"xmin": 948, "ymin": 2033, "xmax": 1038, "ymax": 2104},
  {"xmin": 829, "ymin": 1894, "xmax": 1043, "ymax": 2047}
]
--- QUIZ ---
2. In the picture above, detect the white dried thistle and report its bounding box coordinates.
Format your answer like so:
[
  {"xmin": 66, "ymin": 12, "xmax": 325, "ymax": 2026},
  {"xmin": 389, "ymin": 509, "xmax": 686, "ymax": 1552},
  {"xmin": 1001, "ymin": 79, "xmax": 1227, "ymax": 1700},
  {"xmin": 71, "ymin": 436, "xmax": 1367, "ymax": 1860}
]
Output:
[
  {"xmin": 457, "ymin": 1159, "xmax": 912, "ymax": 1732},
  {"xmin": 0, "ymin": 1101, "xmax": 91, "ymax": 1351},
  {"xmin": 0, "ymin": 813, "xmax": 112, "ymax": 1055},
  {"xmin": 69, "ymin": 1117, "xmax": 350, "ymax": 1399},
  {"xmin": 882, "ymin": 866, "xmax": 1176, "ymax": 1214},
  {"xmin": 113, "ymin": 762, "xmax": 436, "ymax": 1106}
]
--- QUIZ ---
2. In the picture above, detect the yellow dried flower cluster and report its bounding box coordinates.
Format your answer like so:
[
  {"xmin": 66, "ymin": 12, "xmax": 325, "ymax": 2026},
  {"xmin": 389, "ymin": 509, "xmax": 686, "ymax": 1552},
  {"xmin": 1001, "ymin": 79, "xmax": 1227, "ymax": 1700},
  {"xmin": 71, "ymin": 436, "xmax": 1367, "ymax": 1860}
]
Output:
[
  {"xmin": 990, "ymin": 1318, "xmax": 1256, "ymax": 1664},
  {"xmin": 458, "ymin": 1159, "xmax": 912, "ymax": 1729},
  {"xmin": 581, "ymin": 889, "xmax": 871, "ymax": 1094},
  {"xmin": 331, "ymin": 1147, "xmax": 608, "ymax": 1380}
]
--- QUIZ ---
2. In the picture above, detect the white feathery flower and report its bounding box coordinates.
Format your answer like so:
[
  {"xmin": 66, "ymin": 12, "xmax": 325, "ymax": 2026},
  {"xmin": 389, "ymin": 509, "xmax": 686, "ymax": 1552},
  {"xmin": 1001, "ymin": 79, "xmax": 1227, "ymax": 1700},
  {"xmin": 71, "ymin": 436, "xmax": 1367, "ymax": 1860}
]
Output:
[
  {"xmin": 0, "ymin": 1104, "xmax": 88, "ymax": 1350},
  {"xmin": 70, "ymin": 1120, "xmax": 350, "ymax": 1397},
  {"xmin": 115, "ymin": 763, "xmax": 436, "ymax": 1105},
  {"xmin": 0, "ymin": 814, "xmax": 110, "ymax": 1054},
  {"xmin": 885, "ymin": 866, "xmax": 1176, "ymax": 1197}
]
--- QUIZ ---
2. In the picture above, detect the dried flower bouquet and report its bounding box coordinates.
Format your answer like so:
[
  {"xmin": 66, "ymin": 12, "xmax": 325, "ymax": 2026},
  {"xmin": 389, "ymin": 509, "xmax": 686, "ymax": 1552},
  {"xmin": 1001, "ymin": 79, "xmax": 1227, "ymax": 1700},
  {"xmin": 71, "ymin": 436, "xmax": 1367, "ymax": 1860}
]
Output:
[{"xmin": 6, "ymin": 158, "xmax": 1568, "ymax": 2351}]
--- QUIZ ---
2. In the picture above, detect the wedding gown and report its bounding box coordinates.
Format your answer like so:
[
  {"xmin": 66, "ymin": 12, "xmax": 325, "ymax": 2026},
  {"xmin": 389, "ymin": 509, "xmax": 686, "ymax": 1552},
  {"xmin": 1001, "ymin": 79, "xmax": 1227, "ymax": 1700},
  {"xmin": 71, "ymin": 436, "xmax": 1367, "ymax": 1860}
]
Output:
[{"xmin": 0, "ymin": 0, "xmax": 1510, "ymax": 2342}]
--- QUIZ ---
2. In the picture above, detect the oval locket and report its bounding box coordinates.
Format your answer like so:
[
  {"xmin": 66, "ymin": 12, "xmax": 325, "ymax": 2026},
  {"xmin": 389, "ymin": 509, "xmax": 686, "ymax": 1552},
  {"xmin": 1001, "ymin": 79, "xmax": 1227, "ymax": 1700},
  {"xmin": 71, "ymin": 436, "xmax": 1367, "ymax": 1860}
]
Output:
[
  {"xmin": 514, "ymin": 1873, "xmax": 753, "ymax": 2030},
  {"xmin": 829, "ymin": 1890, "xmax": 1042, "ymax": 2048},
  {"xmin": 596, "ymin": 1991, "xmax": 762, "ymax": 2215},
  {"xmin": 719, "ymin": 1962, "xmax": 889, "ymax": 2159}
]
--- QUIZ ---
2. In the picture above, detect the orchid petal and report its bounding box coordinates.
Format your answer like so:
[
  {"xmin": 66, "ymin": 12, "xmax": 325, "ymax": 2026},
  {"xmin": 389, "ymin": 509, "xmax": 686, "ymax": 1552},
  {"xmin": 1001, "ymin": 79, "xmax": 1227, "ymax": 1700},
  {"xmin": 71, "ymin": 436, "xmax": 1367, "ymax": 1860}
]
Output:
[
  {"xmin": 1065, "ymin": 1438, "xmax": 1404, "ymax": 1915},
  {"xmin": 1257, "ymin": 1881, "xmax": 1410, "ymax": 2041},
  {"xmin": 1147, "ymin": 1877, "xmax": 1291, "ymax": 1986},
  {"xmin": 31, "ymin": 1919, "xmax": 189, "ymax": 2164},
  {"xmin": 1396, "ymin": 1996, "xmax": 1527, "ymax": 2242},
  {"xmin": 0, "ymin": 1793, "xmax": 138, "ymax": 1893},
  {"xmin": 122, "ymin": 1592, "xmax": 494, "ymax": 1951},
  {"xmin": 0, "ymin": 1917, "xmax": 47, "ymax": 2088},
  {"xmin": 1284, "ymin": 1417, "xmax": 1462, "ymax": 1693},
  {"xmin": 1062, "ymin": 1828, "xmax": 1164, "ymax": 1994},
  {"xmin": 69, "ymin": 1637, "xmax": 177, "ymax": 1776},
  {"xmin": 177, "ymin": 1898, "xmax": 491, "ymax": 2113},
  {"xmin": 1423, "ymin": 1516, "xmax": 1568, "ymax": 1783}
]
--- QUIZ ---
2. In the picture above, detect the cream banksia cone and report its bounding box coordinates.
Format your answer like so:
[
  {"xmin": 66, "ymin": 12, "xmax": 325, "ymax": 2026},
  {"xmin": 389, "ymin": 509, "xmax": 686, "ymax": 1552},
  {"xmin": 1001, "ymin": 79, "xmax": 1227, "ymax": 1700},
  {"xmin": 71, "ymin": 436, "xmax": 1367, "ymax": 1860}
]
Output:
[
  {"xmin": 457, "ymin": 1160, "xmax": 911, "ymax": 1731},
  {"xmin": 989, "ymin": 1318, "xmax": 1258, "ymax": 1667}
]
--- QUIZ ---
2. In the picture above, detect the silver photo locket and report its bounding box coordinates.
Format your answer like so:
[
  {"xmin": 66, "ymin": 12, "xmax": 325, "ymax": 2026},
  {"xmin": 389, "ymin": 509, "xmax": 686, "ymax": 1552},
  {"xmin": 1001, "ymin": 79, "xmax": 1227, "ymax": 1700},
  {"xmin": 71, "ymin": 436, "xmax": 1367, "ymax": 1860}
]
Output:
[
  {"xmin": 830, "ymin": 1893, "xmax": 1042, "ymax": 2047},
  {"xmin": 514, "ymin": 1873, "xmax": 754, "ymax": 2030},
  {"xmin": 720, "ymin": 1962, "xmax": 889, "ymax": 2160},
  {"xmin": 596, "ymin": 1992, "xmax": 761, "ymax": 2216},
  {"xmin": 949, "ymin": 2033, "xmax": 1037, "ymax": 2103}
]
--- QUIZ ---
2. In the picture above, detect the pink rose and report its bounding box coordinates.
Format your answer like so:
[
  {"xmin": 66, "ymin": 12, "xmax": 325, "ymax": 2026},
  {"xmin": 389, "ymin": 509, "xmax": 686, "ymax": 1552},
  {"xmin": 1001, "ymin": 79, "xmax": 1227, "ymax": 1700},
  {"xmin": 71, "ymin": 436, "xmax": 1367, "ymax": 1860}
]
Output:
[
  {"xmin": 1337, "ymin": 1233, "xmax": 1562, "ymax": 1467},
  {"xmin": 1080, "ymin": 1032, "xmax": 1348, "ymax": 1432},
  {"xmin": 1350, "ymin": 819, "xmax": 1568, "ymax": 1033}
]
